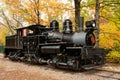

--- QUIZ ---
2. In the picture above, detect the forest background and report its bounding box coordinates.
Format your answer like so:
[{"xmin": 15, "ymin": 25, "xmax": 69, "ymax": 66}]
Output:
[{"xmin": 0, "ymin": 0, "xmax": 120, "ymax": 63}]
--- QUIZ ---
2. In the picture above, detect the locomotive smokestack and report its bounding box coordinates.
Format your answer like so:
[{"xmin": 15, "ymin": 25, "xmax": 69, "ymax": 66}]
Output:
[{"xmin": 80, "ymin": 17, "xmax": 84, "ymax": 31}]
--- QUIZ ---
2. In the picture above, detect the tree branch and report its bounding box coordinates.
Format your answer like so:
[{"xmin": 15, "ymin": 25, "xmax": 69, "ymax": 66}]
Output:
[{"xmin": 1, "ymin": 9, "xmax": 15, "ymax": 34}]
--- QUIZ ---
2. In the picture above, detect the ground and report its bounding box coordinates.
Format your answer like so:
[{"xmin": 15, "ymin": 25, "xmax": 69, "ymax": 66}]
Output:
[{"xmin": 0, "ymin": 54, "xmax": 120, "ymax": 80}]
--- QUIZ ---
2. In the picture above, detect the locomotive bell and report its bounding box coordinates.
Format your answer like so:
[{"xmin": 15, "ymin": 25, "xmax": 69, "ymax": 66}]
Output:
[
  {"xmin": 50, "ymin": 20, "xmax": 59, "ymax": 31},
  {"xmin": 63, "ymin": 19, "xmax": 73, "ymax": 33}
]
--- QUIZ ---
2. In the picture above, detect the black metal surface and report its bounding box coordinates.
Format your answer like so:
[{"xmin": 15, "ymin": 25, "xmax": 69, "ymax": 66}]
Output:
[
  {"xmin": 5, "ymin": 35, "xmax": 21, "ymax": 49},
  {"xmin": 47, "ymin": 31, "xmax": 95, "ymax": 46},
  {"xmin": 41, "ymin": 45, "xmax": 62, "ymax": 54}
]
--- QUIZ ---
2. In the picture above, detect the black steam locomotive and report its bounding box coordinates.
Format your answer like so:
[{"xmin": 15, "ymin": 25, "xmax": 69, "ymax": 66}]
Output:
[{"xmin": 4, "ymin": 19, "xmax": 105, "ymax": 70}]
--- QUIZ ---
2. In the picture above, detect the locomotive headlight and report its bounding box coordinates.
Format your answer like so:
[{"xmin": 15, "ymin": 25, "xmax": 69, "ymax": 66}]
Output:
[
  {"xmin": 92, "ymin": 22, "xmax": 96, "ymax": 27},
  {"xmin": 86, "ymin": 20, "xmax": 96, "ymax": 28}
]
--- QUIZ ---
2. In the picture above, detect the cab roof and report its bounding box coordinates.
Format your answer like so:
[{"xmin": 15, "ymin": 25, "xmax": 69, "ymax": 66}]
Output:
[{"xmin": 16, "ymin": 24, "xmax": 46, "ymax": 30}]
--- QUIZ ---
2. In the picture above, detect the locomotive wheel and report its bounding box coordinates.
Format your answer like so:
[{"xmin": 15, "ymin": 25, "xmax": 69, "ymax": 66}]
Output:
[
  {"xmin": 8, "ymin": 52, "xmax": 17, "ymax": 61},
  {"xmin": 68, "ymin": 60, "xmax": 81, "ymax": 71}
]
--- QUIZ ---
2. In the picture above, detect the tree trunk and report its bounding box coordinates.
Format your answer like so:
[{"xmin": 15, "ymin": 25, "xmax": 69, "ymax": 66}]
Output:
[
  {"xmin": 95, "ymin": 0, "xmax": 100, "ymax": 48},
  {"xmin": 37, "ymin": 0, "xmax": 40, "ymax": 24},
  {"xmin": 32, "ymin": 0, "xmax": 40, "ymax": 24},
  {"xmin": 74, "ymin": 0, "xmax": 81, "ymax": 31}
]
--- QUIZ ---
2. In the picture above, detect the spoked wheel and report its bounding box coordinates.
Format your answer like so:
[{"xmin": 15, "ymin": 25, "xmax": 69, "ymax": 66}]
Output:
[
  {"xmin": 8, "ymin": 50, "xmax": 22, "ymax": 61},
  {"xmin": 68, "ymin": 60, "xmax": 82, "ymax": 71},
  {"xmin": 8, "ymin": 52, "xmax": 17, "ymax": 61}
]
